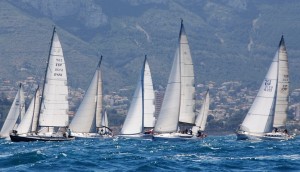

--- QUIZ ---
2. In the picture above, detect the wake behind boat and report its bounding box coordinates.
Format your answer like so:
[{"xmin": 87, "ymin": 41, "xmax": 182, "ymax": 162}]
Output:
[{"xmin": 236, "ymin": 36, "xmax": 295, "ymax": 141}]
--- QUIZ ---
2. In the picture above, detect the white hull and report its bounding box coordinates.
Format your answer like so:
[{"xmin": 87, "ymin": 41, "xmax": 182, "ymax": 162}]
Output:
[
  {"xmin": 70, "ymin": 132, "xmax": 113, "ymax": 139},
  {"xmin": 153, "ymin": 133, "xmax": 201, "ymax": 140},
  {"xmin": 118, "ymin": 133, "xmax": 153, "ymax": 140},
  {"xmin": 236, "ymin": 130, "xmax": 295, "ymax": 141}
]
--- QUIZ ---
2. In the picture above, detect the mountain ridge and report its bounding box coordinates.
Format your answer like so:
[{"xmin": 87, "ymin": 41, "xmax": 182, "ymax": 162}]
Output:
[{"xmin": 0, "ymin": 0, "xmax": 300, "ymax": 93}]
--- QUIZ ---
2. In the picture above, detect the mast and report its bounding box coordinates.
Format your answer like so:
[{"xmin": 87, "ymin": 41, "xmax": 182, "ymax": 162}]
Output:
[{"xmin": 37, "ymin": 26, "xmax": 56, "ymax": 129}]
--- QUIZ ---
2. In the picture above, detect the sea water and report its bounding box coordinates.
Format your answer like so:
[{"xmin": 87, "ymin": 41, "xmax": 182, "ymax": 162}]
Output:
[{"xmin": 0, "ymin": 135, "xmax": 299, "ymax": 171}]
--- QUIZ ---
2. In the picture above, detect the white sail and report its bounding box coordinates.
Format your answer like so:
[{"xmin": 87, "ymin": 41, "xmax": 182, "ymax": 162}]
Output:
[
  {"xmin": 154, "ymin": 48, "xmax": 181, "ymax": 133},
  {"xmin": 69, "ymin": 57, "xmax": 102, "ymax": 133},
  {"xmin": 69, "ymin": 61, "xmax": 101, "ymax": 133},
  {"xmin": 39, "ymin": 29, "xmax": 69, "ymax": 127},
  {"xmin": 31, "ymin": 89, "xmax": 41, "ymax": 132},
  {"xmin": 142, "ymin": 60, "xmax": 155, "ymax": 128},
  {"xmin": 16, "ymin": 90, "xmax": 39, "ymax": 134},
  {"xmin": 19, "ymin": 86, "xmax": 25, "ymax": 121},
  {"xmin": 121, "ymin": 61, "xmax": 144, "ymax": 134},
  {"xmin": 273, "ymin": 36, "xmax": 289, "ymax": 128},
  {"xmin": 95, "ymin": 63, "xmax": 103, "ymax": 128},
  {"xmin": 240, "ymin": 53, "xmax": 278, "ymax": 133},
  {"xmin": 121, "ymin": 57, "xmax": 155, "ymax": 134},
  {"xmin": 192, "ymin": 90, "xmax": 210, "ymax": 133},
  {"xmin": 0, "ymin": 85, "xmax": 24, "ymax": 137},
  {"xmin": 101, "ymin": 110, "xmax": 108, "ymax": 133},
  {"xmin": 179, "ymin": 22, "xmax": 196, "ymax": 124}
]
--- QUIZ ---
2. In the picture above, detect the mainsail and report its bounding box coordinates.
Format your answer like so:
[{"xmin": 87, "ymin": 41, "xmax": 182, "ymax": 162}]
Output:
[
  {"xmin": 178, "ymin": 21, "xmax": 196, "ymax": 124},
  {"xmin": 121, "ymin": 56, "xmax": 155, "ymax": 134},
  {"xmin": 69, "ymin": 57, "xmax": 103, "ymax": 133},
  {"xmin": 39, "ymin": 28, "xmax": 69, "ymax": 127},
  {"xmin": 192, "ymin": 90, "xmax": 210, "ymax": 133},
  {"xmin": 0, "ymin": 84, "xmax": 25, "ymax": 137},
  {"xmin": 143, "ymin": 58, "xmax": 156, "ymax": 128},
  {"xmin": 273, "ymin": 36, "xmax": 289, "ymax": 128},
  {"xmin": 240, "ymin": 49, "xmax": 279, "ymax": 133}
]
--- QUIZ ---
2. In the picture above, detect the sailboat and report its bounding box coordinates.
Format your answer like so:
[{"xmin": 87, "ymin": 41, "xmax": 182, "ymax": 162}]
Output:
[
  {"xmin": 119, "ymin": 55, "xmax": 155, "ymax": 139},
  {"xmin": 0, "ymin": 84, "xmax": 25, "ymax": 139},
  {"xmin": 100, "ymin": 109, "xmax": 112, "ymax": 137},
  {"xmin": 10, "ymin": 88, "xmax": 40, "ymax": 137},
  {"xmin": 236, "ymin": 36, "xmax": 295, "ymax": 140},
  {"xmin": 69, "ymin": 56, "xmax": 113, "ymax": 138},
  {"xmin": 153, "ymin": 19, "xmax": 197, "ymax": 140},
  {"xmin": 192, "ymin": 89, "xmax": 210, "ymax": 138},
  {"xmin": 10, "ymin": 27, "xmax": 74, "ymax": 142}
]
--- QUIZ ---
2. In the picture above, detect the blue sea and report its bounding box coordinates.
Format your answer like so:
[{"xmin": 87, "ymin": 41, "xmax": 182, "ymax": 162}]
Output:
[{"xmin": 0, "ymin": 135, "xmax": 299, "ymax": 171}]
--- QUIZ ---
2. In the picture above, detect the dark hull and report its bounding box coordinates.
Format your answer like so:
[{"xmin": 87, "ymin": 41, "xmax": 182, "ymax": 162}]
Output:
[{"xmin": 10, "ymin": 134, "xmax": 75, "ymax": 142}]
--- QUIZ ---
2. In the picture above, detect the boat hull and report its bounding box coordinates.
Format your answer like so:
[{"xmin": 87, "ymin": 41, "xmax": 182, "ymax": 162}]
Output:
[
  {"xmin": 236, "ymin": 130, "xmax": 295, "ymax": 141},
  {"xmin": 153, "ymin": 133, "xmax": 204, "ymax": 140},
  {"xmin": 118, "ymin": 133, "xmax": 153, "ymax": 140},
  {"xmin": 70, "ymin": 132, "xmax": 113, "ymax": 139},
  {"xmin": 10, "ymin": 134, "xmax": 74, "ymax": 142}
]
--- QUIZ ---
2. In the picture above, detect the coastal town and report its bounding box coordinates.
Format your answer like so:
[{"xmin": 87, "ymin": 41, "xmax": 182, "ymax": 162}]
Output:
[{"xmin": 1, "ymin": 76, "xmax": 299, "ymax": 134}]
